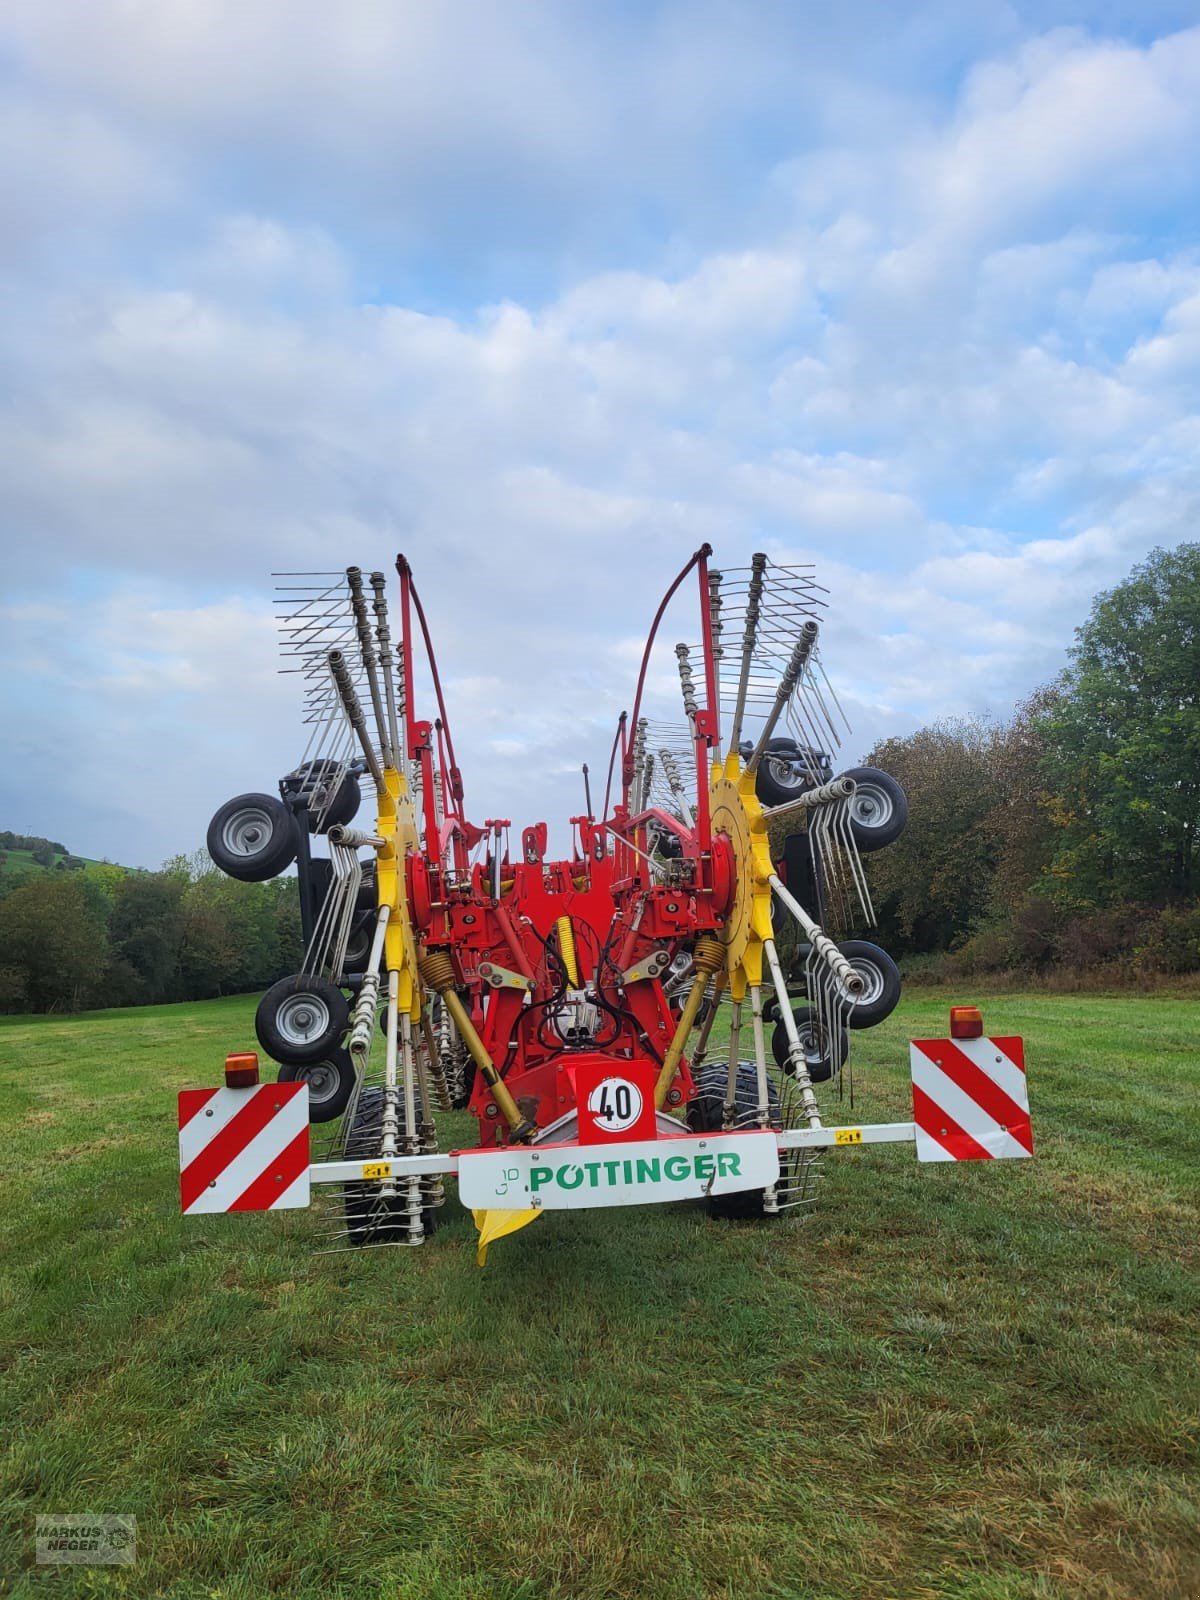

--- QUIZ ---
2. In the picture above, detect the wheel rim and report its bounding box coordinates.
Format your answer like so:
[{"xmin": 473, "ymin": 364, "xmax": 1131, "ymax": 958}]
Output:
[
  {"xmin": 222, "ymin": 806, "xmax": 274, "ymax": 857},
  {"xmin": 851, "ymin": 782, "xmax": 893, "ymax": 829},
  {"xmin": 798, "ymin": 1024, "xmax": 827, "ymax": 1068},
  {"xmin": 848, "ymin": 958, "xmax": 885, "ymax": 1006},
  {"xmin": 276, "ymin": 992, "xmax": 331, "ymax": 1046},
  {"xmin": 300, "ymin": 1060, "xmax": 339, "ymax": 1104},
  {"xmin": 765, "ymin": 755, "xmax": 804, "ymax": 791}
]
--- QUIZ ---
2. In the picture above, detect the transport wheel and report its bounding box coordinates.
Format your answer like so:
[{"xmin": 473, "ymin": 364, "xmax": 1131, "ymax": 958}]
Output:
[
  {"xmin": 355, "ymin": 861, "xmax": 378, "ymax": 913},
  {"xmin": 649, "ymin": 821, "xmax": 684, "ymax": 860},
  {"xmin": 342, "ymin": 1086, "xmax": 438, "ymax": 1245},
  {"xmin": 291, "ymin": 759, "xmax": 361, "ymax": 832},
  {"xmin": 339, "ymin": 912, "xmax": 376, "ymax": 979},
  {"xmin": 256, "ymin": 975, "xmax": 349, "ymax": 1065},
  {"xmin": 770, "ymin": 1004, "xmax": 848, "ymax": 1083},
  {"xmin": 837, "ymin": 940, "xmax": 901, "ymax": 1029},
  {"xmin": 762, "ymin": 975, "xmax": 807, "ymax": 1028},
  {"xmin": 686, "ymin": 1061, "xmax": 781, "ymax": 1220},
  {"xmin": 277, "ymin": 1047, "xmax": 355, "ymax": 1124},
  {"xmin": 206, "ymin": 794, "xmax": 297, "ymax": 882},
  {"xmin": 753, "ymin": 738, "xmax": 818, "ymax": 807},
  {"xmin": 840, "ymin": 766, "xmax": 907, "ymax": 852}
]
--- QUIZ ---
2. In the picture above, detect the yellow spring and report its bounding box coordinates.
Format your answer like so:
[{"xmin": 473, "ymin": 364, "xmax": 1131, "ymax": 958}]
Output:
[{"xmin": 555, "ymin": 916, "xmax": 580, "ymax": 988}]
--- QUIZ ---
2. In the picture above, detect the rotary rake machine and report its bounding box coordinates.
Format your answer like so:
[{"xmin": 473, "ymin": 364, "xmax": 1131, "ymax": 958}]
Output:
[{"xmin": 185, "ymin": 547, "xmax": 1034, "ymax": 1262}]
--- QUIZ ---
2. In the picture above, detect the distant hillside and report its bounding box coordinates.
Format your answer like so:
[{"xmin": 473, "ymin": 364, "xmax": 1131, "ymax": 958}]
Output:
[{"xmin": 0, "ymin": 833, "xmax": 108, "ymax": 887}]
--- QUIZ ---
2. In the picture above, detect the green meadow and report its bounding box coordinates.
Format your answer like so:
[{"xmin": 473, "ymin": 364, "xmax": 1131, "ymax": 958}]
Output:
[{"xmin": 0, "ymin": 990, "xmax": 1196, "ymax": 1599}]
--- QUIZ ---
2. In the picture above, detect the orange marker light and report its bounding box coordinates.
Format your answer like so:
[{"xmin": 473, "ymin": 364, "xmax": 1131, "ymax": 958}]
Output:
[
  {"xmin": 949, "ymin": 1006, "xmax": 983, "ymax": 1040},
  {"xmin": 224, "ymin": 1052, "xmax": 260, "ymax": 1088}
]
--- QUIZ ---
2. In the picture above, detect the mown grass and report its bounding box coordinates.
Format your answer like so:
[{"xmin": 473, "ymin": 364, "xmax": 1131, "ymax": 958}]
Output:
[{"xmin": 0, "ymin": 991, "xmax": 1197, "ymax": 1599}]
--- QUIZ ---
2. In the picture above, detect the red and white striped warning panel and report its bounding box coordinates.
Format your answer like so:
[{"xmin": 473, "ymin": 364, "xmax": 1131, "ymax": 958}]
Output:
[
  {"xmin": 909, "ymin": 1035, "xmax": 1033, "ymax": 1163},
  {"xmin": 178, "ymin": 1082, "xmax": 310, "ymax": 1214}
]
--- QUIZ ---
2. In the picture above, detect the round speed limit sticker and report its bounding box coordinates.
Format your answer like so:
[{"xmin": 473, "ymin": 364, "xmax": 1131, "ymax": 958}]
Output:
[{"xmin": 586, "ymin": 1075, "xmax": 644, "ymax": 1134}]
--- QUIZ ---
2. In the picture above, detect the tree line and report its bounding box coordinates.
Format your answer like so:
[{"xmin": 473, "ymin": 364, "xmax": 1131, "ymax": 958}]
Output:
[
  {"xmin": 862, "ymin": 543, "xmax": 1200, "ymax": 983},
  {"xmin": 0, "ymin": 854, "xmax": 303, "ymax": 1013},
  {"xmin": 0, "ymin": 832, "xmax": 88, "ymax": 870}
]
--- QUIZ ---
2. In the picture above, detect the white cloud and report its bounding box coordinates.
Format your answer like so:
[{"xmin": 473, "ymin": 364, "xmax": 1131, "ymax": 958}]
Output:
[{"xmin": 0, "ymin": 10, "xmax": 1198, "ymax": 865}]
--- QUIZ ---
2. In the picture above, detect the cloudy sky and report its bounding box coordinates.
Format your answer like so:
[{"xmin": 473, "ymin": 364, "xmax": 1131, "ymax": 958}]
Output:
[{"xmin": 1, "ymin": 1, "xmax": 1198, "ymax": 867}]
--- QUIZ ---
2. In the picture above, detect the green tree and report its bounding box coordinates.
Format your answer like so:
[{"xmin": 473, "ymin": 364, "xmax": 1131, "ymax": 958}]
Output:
[
  {"xmin": 172, "ymin": 854, "xmax": 303, "ymax": 997},
  {"xmin": 861, "ymin": 719, "xmax": 999, "ymax": 953},
  {"xmin": 0, "ymin": 875, "xmax": 108, "ymax": 1011},
  {"xmin": 107, "ymin": 873, "xmax": 185, "ymax": 1004},
  {"xmin": 985, "ymin": 689, "xmax": 1058, "ymax": 915},
  {"xmin": 1037, "ymin": 544, "xmax": 1200, "ymax": 905}
]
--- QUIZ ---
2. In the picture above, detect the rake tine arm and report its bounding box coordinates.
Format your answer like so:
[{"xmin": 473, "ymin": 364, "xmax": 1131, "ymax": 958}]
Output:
[
  {"xmin": 728, "ymin": 552, "xmax": 766, "ymax": 755},
  {"xmin": 330, "ymin": 649, "xmax": 387, "ymax": 793},
  {"xmin": 371, "ymin": 571, "xmax": 403, "ymax": 767},
  {"xmin": 746, "ymin": 621, "xmax": 820, "ymax": 772},
  {"xmin": 347, "ymin": 566, "xmax": 393, "ymax": 767}
]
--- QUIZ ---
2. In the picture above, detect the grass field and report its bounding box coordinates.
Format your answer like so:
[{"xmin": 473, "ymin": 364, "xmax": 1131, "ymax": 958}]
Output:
[
  {"xmin": 0, "ymin": 990, "xmax": 1197, "ymax": 1599},
  {"xmin": 0, "ymin": 850, "xmax": 103, "ymax": 887}
]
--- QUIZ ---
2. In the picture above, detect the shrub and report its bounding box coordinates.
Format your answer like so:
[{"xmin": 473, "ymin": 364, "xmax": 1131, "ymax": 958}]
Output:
[
  {"xmin": 1134, "ymin": 907, "xmax": 1200, "ymax": 976},
  {"xmin": 1061, "ymin": 907, "xmax": 1131, "ymax": 969},
  {"xmin": 1009, "ymin": 896, "xmax": 1063, "ymax": 969},
  {"xmin": 946, "ymin": 923, "xmax": 1016, "ymax": 976}
]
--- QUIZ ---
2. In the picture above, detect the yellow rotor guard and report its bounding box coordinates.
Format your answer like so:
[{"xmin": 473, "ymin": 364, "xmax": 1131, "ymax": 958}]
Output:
[
  {"xmin": 709, "ymin": 750, "xmax": 775, "ymax": 992},
  {"xmin": 376, "ymin": 767, "xmax": 423, "ymax": 1018}
]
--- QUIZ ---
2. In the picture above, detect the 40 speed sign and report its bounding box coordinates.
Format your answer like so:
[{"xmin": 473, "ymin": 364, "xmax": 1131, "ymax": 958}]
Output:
[{"xmin": 574, "ymin": 1060, "xmax": 658, "ymax": 1142}]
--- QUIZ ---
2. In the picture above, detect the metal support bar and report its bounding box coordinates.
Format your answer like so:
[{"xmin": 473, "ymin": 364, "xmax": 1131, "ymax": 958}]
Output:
[
  {"xmin": 723, "ymin": 999, "xmax": 743, "ymax": 1126},
  {"xmin": 768, "ymin": 873, "xmax": 863, "ymax": 997},
  {"xmin": 777, "ymin": 1122, "xmax": 916, "ymax": 1149},
  {"xmin": 653, "ymin": 937, "xmax": 724, "ymax": 1110},
  {"xmin": 762, "ymin": 776, "xmax": 855, "ymax": 823},
  {"xmin": 763, "ymin": 936, "xmax": 822, "ymax": 1128},
  {"xmin": 327, "ymin": 825, "xmax": 386, "ymax": 850},
  {"xmin": 420, "ymin": 951, "xmax": 536, "ymax": 1141},
  {"xmin": 347, "ymin": 906, "xmax": 390, "ymax": 1059},
  {"xmin": 304, "ymin": 1122, "xmax": 920, "ymax": 1186},
  {"xmin": 688, "ymin": 969, "xmax": 726, "ymax": 1069}
]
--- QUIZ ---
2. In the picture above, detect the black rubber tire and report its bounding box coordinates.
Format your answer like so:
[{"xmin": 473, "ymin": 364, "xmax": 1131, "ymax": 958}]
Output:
[
  {"xmin": 770, "ymin": 1003, "xmax": 848, "ymax": 1083},
  {"xmin": 646, "ymin": 814, "xmax": 686, "ymax": 860},
  {"xmin": 841, "ymin": 766, "xmax": 908, "ymax": 852},
  {"xmin": 686, "ymin": 1061, "xmax": 781, "ymax": 1220},
  {"xmin": 838, "ymin": 939, "xmax": 902, "ymax": 1029},
  {"xmin": 256, "ymin": 974, "xmax": 349, "ymax": 1065},
  {"xmin": 339, "ymin": 912, "xmax": 377, "ymax": 979},
  {"xmin": 278, "ymin": 1048, "xmax": 355, "ymax": 1123},
  {"xmin": 754, "ymin": 738, "xmax": 818, "ymax": 808},
  {"xmin": 343, "ymin": 1086, "xmax": 438, "ymax": 1245},
  {"xmin": 207, "ymin": 793, "xmax": 297, "ymax": 882},
  {"xmin": 762, "ymin": 979, "xmax": 807, "ymax": 1028},
  {"xmin": 291, "ymin": 760, "xmax": 361, "ymax": 833},
  {"xmin": 355, "ymin": 862, "xmax": 378, "ymax": 914}
]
